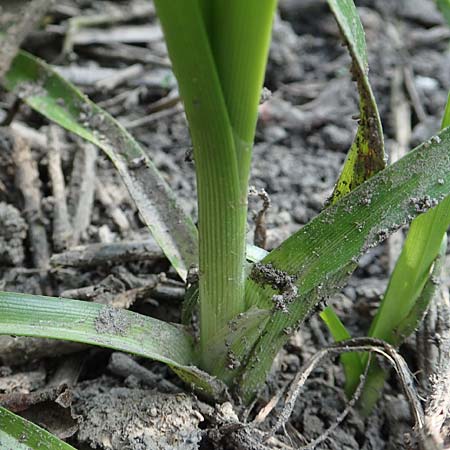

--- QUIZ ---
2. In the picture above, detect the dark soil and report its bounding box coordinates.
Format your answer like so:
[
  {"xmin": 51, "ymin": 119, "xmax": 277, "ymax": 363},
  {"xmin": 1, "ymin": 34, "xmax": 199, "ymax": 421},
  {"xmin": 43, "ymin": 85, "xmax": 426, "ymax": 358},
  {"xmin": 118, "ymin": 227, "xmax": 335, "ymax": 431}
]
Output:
[{"xmin": 1, "ymin": 0, "xmax": 450, "ymax": 449}]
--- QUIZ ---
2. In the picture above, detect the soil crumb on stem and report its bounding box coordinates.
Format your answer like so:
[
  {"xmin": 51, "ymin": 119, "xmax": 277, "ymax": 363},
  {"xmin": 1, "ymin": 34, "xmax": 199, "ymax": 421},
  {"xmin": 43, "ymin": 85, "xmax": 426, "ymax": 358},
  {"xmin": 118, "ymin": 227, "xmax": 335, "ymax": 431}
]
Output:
[{"xmin": 250, "ymin": 262, "xmax": 298, "ymax": 312}]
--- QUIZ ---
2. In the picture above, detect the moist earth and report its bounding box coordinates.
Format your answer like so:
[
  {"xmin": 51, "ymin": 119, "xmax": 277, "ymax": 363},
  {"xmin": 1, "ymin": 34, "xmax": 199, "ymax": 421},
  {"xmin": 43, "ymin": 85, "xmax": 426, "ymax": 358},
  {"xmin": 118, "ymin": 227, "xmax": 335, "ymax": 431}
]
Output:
[{"xmin": 0, "ymin": 0, "xmax": 449, "ymax": 449}]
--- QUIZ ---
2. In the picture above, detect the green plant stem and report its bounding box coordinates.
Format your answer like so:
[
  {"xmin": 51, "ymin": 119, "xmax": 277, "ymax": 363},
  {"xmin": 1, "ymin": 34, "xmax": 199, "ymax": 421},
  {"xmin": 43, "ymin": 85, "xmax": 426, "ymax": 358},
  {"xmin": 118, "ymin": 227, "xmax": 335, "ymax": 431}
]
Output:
[
  {"xmin": 153, "ymin": 1, "xmax": 246, "ymax": 365},
  {"xmin": 207, "ymin": 0, "xmax": 277, "ymax": 189},
  {"xmin": 153, "ymin": 0, "xmax": 276, "ymax": 376}
]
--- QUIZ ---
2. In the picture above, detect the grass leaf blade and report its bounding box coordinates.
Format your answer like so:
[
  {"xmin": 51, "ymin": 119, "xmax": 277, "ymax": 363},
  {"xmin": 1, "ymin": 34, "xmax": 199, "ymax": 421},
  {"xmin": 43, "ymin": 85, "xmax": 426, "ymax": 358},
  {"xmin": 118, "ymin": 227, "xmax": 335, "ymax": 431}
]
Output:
[
  {"xmin": 0, "ymin": 0, "xmax": 51, "ymax": 79},
  {"xmin": 0, "ymin": 291, "xmax": 226, "ymax": 399},
  {"xmin": 239, "ymin": 125, "xmax": 450, "ymax": 400},
  {"xmin": 320, "ymin": 0, "xmax": 385, "ymax": 394},
  {"xmin": 437, "ymin": 0, "xmax": 450, "ymax": 26},
  {"xmin": 326, "ymin": 0, "xmax": 385, "ymax": 204},
  {"xmin": 356, "ymin": 93, "xmax": 450, "ymax": 412},
  {"xmin": 2, "ymin": 51, "xmax": 198, "ymax": 281},
  {"xmin": 319, "ymin": 308, "xmax": 363, "ymax": 394},
  {"xmin": 0, "ymin": 406, "xmax": 76, "ymax": 450}
]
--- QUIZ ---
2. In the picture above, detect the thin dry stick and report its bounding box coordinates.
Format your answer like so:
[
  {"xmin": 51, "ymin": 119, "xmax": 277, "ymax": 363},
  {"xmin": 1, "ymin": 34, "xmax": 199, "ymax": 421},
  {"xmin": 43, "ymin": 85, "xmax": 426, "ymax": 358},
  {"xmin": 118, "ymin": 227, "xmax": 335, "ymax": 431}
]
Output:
[
  {"xmin": 50, "ymin": 239, "xmax": 163, "ymax": 268},
  {"xmin": 70, "ymin": 142, "xmax": 97, "ymax": 244},
  {"xmin": 0, "ymin": 336, "xmax": 85, "ymax": 366},
  {"xmin": 108, "ymin": 352, "xmax": 181, "ymax": 392},
  {"xmin": 10, "ymin": 122, "xmax": 47, "ymax": 149},
  {"xmin": 95, "ymin": 180, "xmax": 130, "ymax": 233},
  {"xmin": 403, "ymin": 65, "xmax": 428, "ymax": 124},
  {"xmin": 96, "ymin": 63, "xmax": 145, "ymax": 91},
  {"xmin": 263, "ymin": 338, "xmax": 427, "ymax": 448},
  {"xmin": 424, "ymin": 287, "xmax": 450, "ymax": 446},
  {"xmin": 0, "ymin": 0, "xmax": 53, "ymax": 79},
  {"xmin": 293, "ymin": 363, "xmax": 369, "ymax": 450},
  {"xmin": 62, "ymin": 4, "xmax": 155, "ymax": 56},
  {"xmin": 249, "ymin": 186, "xmax": 271, "ymax": 249},
  {"xmin": 12, "ymin": 132, "xmax": 50, "ymax": 269},
  {"xmin": 386, "ymin": 22, "xmax": 427, "ymax": 125},
  {"xmin": 47, "ymin": 125, "xmax": 73, "ymax": 251},
  {"xmin": 388, "ymin": 66, "xmax": 411, "ymax": 272},
  {"xmin": 123, "ymin": 103, "xmax": 183, "ymax": 130}
]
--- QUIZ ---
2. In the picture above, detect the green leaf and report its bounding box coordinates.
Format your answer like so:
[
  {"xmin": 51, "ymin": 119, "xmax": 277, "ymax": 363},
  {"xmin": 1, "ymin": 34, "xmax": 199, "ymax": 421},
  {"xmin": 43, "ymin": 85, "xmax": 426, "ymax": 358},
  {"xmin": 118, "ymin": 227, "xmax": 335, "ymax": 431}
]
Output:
[
  {"xmin": 326, "ymin": 0, "xmax": 385, "ymax": 204},
  {"xmin": 153, "ymin": 0, "xmax": 276, "ymax": 365},
  {"xmin": 319, "ymin": 0, "xmax": 385, "ymax": 395},
  {"xmin": 356, "ymin": 93, "xmax": 450, "ymax": 412},
  {"xmin": 0, "ymin": 291, "xmax": 227, "ymax": 399},
  {"xmin": 357, "ymin": 238, "xmax": 447, "ymax": 414},
  {"xmin": 368, "ymin": 199, "xmax": 450, "ymax": 345},
  {"xmin": 153, "ymin": 0, "xmax": 248, "ymax": 352},
  {"xmin": 437, "ymin": 0, "xmax": 450, "ymax": 26},
  {"xmin": 205, "ymin": 0, "xmax": 277, "ymax": 185},
  {"xmin": 0, "ymin": 406, "xmax": 76, "ymax": 450},
  {"xmin": 0, "ymin": 0, "xmax": 51, "ymax": 79},
  {"xmin": 2, "ymin": 51, "xmax": 198, "ymax": 281},
  {"xmin": 202, "ymin": 306, "xmax": 270, "ymax": 384},
  {"xmin": 237, "ymin": 125, "xmax": 450, "ymax": 401},
  {"xmin": 319, "ymin": 307, "xmax": 363, "ymax": 395}
]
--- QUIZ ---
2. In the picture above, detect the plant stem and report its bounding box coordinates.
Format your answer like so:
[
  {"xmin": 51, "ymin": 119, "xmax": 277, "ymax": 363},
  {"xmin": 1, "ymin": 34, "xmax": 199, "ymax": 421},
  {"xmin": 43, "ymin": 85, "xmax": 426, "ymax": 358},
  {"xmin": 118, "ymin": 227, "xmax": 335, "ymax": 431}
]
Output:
[
  {"xmin": 153, "ymin": 1, "xmax": 245, "ymax": 364},
  {"xmin": 153, "ymin": 0, "xmax": 276, "ymax": 376}
]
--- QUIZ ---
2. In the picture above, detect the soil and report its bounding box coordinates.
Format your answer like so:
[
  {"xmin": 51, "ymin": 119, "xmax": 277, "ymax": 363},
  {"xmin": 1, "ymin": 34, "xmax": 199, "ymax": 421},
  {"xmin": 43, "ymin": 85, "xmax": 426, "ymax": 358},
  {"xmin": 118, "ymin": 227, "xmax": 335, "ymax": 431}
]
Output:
[{"xmin": 1, "ymin": 0, "xmax": 450, "ymax": 449}]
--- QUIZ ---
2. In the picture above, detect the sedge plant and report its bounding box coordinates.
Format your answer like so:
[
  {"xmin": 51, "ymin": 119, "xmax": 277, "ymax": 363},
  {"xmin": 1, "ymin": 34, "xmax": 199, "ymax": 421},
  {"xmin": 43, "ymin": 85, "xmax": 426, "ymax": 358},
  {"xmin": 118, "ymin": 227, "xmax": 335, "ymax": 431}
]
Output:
[{"xmin": 1, "ymin": 0, "xmax": 450, "ymax": 446}]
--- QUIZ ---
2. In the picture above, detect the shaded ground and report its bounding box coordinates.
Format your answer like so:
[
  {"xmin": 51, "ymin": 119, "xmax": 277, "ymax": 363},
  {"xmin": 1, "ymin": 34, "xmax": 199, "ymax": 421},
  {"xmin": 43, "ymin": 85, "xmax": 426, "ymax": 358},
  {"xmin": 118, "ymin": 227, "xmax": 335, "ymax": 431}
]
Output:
[{"xmin": 1, "ymin": 0, "xmax": 450, "ymax": 448}]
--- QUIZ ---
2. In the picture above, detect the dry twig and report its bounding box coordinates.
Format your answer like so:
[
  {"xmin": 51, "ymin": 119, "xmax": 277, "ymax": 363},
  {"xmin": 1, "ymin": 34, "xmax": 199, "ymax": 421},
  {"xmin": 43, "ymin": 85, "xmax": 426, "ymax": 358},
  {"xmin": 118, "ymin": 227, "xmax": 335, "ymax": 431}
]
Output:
[
  {"xmin": 422, "ymin": 287, "xmax": 450, "ymax": 447},
  {"xmin": 50, "ymin": 239, "xmax": 163, "ymax": 268},
  {"xmin": 261, "ymin": 338, "xmax": 428, "ymax": 450},
  {"xmin": 12, "ymin": 132, "xmax": 50, "ymax": 269},
  {"xmin": 249, "ymin": 186, "xmax": 271, "ymax": 249},
  {"xmin": 95, "ymin": 180, "xmax": 130, "ymax": 233},
  {"xmin": 69, "ymin": 142, "xmax": 97, "ymax": 245},
  {"xmin": 47, "ymin": 125, "xmax": 73, "ymax": 251}
]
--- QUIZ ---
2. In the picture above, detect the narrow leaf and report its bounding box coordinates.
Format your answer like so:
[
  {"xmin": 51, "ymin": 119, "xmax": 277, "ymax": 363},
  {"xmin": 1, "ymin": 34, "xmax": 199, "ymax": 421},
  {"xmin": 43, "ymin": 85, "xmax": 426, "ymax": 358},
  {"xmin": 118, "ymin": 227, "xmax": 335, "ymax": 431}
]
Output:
[
  {"xmin": 326, "ymin": 0, "xmax": 385, "ymax": 204},
  {"xmin": 153, "ymin": 0, "xmax": 248, "ymax": 356},
  {"xmin": 393, "ymin": 236, "xmax": 447, "ymax": 345},
  {"xmin": 2, "ymin": 51, "xmax": 198, "ymax": 281},
  {"xmin": 319, "ymin": 307, "xmax": 363, "ymax": 394},
  {"xmin": 357, "ymin": 240, "xmax": 447, "ymax": 414},
  {"xmin": 205, "ymin": 0, "xmax": 277, "ymax": 186},
  {"xmin": 437, "ymin": 0, "xmax": 450, "ymax": 26},
  {"xmin": 320, "ymin": 0, "xmax": 384, "ymax": 394},
  {"xmin": 356, "ymin": 94, "xmax": 450, "ymax": 412},
  {"xmin": 0, "ymin": 406, "xmax": 76, "ymax": 450},
  {"xmin": 203, "ymin": 307, "xmax": 270, "ymax": 384},
  {"xmin": 0, "ymin": 291, "xmax": 226, "ymax": 399},
  {"xmin": 368, "ymin": 199, "xmax": 450, "ymax": 344},
  {"xmin": 238, "ymin": 125, "xmax": 450, "ymax": 401},
  {"xmin": 0, "ymin": 0, "xmax": 51, "ymax": 79}
]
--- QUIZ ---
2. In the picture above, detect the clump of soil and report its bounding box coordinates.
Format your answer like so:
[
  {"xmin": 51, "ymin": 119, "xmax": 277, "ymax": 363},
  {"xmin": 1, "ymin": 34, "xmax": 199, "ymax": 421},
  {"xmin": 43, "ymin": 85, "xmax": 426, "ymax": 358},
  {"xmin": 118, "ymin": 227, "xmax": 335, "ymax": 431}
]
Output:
[
  {"xmin": 0, "ymin": 202, "xmax": 27, "ymax": 266},
  {"xmin": 73, "ymin": 377, "xmax": 204, "ymax": 450}
]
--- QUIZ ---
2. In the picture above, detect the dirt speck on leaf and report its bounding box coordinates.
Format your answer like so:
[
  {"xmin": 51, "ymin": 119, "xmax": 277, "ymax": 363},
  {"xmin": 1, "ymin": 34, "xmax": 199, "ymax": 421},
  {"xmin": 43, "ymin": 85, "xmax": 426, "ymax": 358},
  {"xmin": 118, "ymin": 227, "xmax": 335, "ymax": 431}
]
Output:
[{"xmin": 94, "ymin": 306, "xmax": 131, "ymax": 336}]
